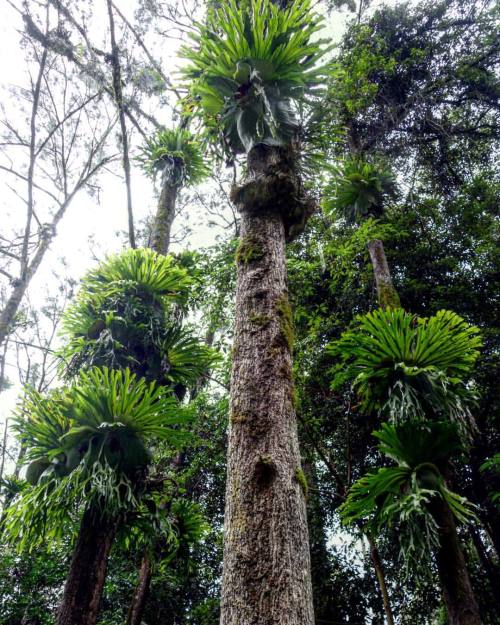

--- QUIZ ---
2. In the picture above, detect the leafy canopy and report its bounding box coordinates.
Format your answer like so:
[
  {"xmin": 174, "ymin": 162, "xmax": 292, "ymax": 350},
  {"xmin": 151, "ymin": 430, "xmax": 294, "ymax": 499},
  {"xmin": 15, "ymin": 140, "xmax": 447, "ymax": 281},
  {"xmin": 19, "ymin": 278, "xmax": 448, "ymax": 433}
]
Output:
[
  {"xmin": 330, "ymin": 308, "xmax": 481, "ymax": 427},
  {"xmin": 137, "ymin": 128, "xmax": 209, "ymax": 187},
  {"xmin": 340, "ymin": 421, "xmax": 475, "ymax": 572},
  {"xmin": 180, "ymin": 0, "xmax": 331, "ymax": 154}
]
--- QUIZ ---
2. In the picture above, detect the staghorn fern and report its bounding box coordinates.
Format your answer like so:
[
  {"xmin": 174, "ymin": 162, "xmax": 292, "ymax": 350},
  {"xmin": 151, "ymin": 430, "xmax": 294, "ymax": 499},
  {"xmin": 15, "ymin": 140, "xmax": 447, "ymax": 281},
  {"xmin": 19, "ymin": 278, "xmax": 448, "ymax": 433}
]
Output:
[
  {"xmin": 340, "ymin": 421, "xmax": 475, "ymax": 574},
  {"xmin": 329, "ymin": 308, "xmax": 481, "ymax": 433},
  {"xmin": 137, "ymin": 128, "xmax": 209, "ymax": 186},
  {"xmin": 180, "ymin": 0, "xmax": 331, "ymax": 154}
]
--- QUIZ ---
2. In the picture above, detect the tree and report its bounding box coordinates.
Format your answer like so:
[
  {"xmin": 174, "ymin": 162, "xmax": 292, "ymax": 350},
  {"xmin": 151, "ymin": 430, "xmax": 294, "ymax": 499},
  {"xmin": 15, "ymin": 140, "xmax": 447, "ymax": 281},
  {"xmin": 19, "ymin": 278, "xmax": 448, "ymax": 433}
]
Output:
[
  {"xmin": 332, "ymin": 307, "xmax": 483, "ymax": 625},
  {"xmin": 138, "ymin": 128, "xmax": 209, "ymax": 254},
  {"xmin": 3, "ymin": 367, "xmax": 192, "ymax": 625},
  {"xmin": 181, "ymin": 1, "xmax": 331, "ymax": 621},
  {"xmin": 0, "ymin": 2, "xmax": 115, "ymax": 349}
]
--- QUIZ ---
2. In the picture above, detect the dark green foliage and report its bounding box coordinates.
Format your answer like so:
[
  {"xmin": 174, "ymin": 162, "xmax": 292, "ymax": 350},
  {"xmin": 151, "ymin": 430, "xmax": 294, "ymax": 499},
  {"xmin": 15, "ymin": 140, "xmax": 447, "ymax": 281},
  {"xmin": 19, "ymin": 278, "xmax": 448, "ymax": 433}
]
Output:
[
  {"xmin": 60, "ymin": 248, "xmax": 215, "ymax": 385},
  {"xmin": 324, "ymin": 158, "xmax": 396, "ymax": 223},
  {"xmin": 330, "ymin": 308, "xmax": 482, "ymax": 428},
  {"xmin": 340, "ymin": 422, "xmax": 475, "ymax": 572}
]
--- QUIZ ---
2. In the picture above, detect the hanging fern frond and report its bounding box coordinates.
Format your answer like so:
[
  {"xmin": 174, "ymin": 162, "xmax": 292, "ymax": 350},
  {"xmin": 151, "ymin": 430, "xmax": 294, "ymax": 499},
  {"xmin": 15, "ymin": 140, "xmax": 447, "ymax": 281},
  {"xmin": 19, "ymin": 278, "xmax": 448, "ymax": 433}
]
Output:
[
  {"xmin": 340, "ymin": 421, "xmax": 475, "ymax": 573},
  {"xmin": 329, "ymin": 308, "xmax": 481, "ymax": 431}
]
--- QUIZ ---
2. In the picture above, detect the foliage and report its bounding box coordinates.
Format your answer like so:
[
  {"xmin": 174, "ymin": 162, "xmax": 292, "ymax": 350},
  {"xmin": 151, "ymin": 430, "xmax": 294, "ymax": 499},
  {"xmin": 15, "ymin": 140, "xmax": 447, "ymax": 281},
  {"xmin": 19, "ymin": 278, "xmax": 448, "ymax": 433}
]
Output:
[
  {"xmin": 340, "ymin": 421, "xmax": 475, "ymax": 572},
  {"xmin": 137, "ymin": 128, "xmax": 209, "ymax": 186},
  {"xmin": 180, "ymin": 0, "xmax": 331, "ymax": 154},
  {"xmin": 60, "ymin": 248, "xmax": 215, "ymax": 385},
  {"xmin": 4, "ymin": 367, "xmax": 192, "ymax": 552},
  {"xmin": 330, "ymin": 308, "xmax": 482, "ymax": 429},
  {"xmin": 323, "ymin": 157, "xmax": 396, "ymax": 223}
]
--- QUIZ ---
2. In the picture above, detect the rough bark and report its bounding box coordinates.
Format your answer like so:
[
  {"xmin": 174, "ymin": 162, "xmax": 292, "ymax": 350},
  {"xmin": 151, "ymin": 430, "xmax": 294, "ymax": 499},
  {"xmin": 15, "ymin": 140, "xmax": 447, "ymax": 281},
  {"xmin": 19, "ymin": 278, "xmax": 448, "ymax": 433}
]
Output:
[
  {"xmin": 432, "ymin": 499, "xmax": 482, "ymax": 625},
  {"xmin": 367, "ymin": 535, "xmax": 395, "ymax": 625},
  {"xmin": 126, "ymin": 554, "xmax": 153, "ymax": 625},
  {"xmin": 56, "ymin": 506, "xmax": 117, "ymax": 625},
  {"xmin": 150, "ymin": 181, "xmax": 178, "ymax": 255},
  {"xmin": 220, "ymin": 146, "xmax": 314, "ymax": 625},
  {"xmin": 367, "ymin": 238, "xmax": 400, "ymax": 309}
]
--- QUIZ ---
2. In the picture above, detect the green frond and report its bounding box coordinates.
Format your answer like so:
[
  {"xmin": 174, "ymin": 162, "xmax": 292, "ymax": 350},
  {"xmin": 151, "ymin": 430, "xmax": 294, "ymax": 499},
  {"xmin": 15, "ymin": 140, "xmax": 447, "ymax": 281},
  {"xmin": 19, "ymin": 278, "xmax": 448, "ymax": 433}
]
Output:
[
  {"xmin": 329, "ymin": 308, "xmax": 481, "ymax": 428},
  {"xmin": 340, "ymin": 421, "xmax": 476, "ymax": 574},
  {"xmin": 323, "ymin": 157, "xmax": 396, "ymax": 223},
  {"xmin": 136, "ymin": 128, "xmax": 209, "ymax": 186},
  {"xmin": 58, "ymin": 248, "xmax": 213, "ymax": 386},
  {"xmin": 180, "ymin": 0, "xmax": 332, "ymax": 154}
]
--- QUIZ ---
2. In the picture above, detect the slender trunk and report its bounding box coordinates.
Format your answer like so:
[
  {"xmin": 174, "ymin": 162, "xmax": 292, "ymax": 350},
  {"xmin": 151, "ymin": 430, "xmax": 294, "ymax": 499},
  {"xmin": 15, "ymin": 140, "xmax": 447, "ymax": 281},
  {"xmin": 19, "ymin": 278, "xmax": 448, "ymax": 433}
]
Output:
[
  {"xmin": 432, "ymin": 499, "xmax": 482, "ymax": 625},
  {"xmin": 126, "ymin": 554, "xmax": 153, "ymax": 625},
  {"xmin": 150, "ymin": 181, "xmax": 178, "ymax": 255},
  {"xmin": 106, "ymin": 0, "xmax": 135, "ymax": 249},
  {"xmin": 367, "ymin": 535, "xmax": 395, "ymax": 625},
  {"xmin": 469, "ymin": 525, "xmax": 500, "ymax": 591},
  {"xmin": 220, "ymin": 146, "xmax": 314, "ymax": 625},
  {"xmin": 56, "ymin": 506, "xmax": 117, "ymax": 625},
  {"xmin": 367, "ymin": 239, "xmax": 400, "ymax": 309}
]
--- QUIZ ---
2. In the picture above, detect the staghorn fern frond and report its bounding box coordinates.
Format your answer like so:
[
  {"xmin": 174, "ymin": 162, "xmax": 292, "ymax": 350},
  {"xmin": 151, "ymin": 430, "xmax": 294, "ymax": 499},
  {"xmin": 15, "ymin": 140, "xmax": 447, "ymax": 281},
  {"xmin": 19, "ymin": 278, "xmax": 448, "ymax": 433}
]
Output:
[
  {"xmin": 340, "ymin": 421, "xmax": 475, "ymax": 573},
  {"xmin": 329, "ymin": 308, "xmax": 481, "ymax": 431},
  {"xmin": 180, "ymin": 0, "xmax": 331, "ymax": 154},
  {"xmin": 323, "ymin": 157, "xmax": 396, "ymax": 224},
  {"xmin": 80, "ymin": 248, "xmax": 191, "ymax": 302},
  {"xmin": 137, "ymin": 128, "xmax": 209, "ymax": 186}
]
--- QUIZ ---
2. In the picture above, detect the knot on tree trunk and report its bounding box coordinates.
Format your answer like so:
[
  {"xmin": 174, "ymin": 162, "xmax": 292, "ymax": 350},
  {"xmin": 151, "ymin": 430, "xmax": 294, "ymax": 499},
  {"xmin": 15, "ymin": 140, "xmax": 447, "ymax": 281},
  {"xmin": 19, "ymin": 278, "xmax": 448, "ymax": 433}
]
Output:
[{"xmin": 231, "ymin": 144, "xmax": 316, "ymax": 241}]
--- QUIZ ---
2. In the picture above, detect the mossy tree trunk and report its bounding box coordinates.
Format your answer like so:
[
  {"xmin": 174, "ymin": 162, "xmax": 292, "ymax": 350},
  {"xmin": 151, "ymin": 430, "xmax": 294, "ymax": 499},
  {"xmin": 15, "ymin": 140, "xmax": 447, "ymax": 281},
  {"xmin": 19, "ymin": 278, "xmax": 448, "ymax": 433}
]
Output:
[
  {"xmin": 220, "ymin": 145, "xmax": 314, "ymax": 625},
  {"xmin": 367, "ymin": 535, "xmax": 395, "ymax": 625},
  {"xmin": 432, "ymin": 498, "xmax": 482, "ymax": 625},
  {"xmin": 150, "ymin": 178, "xmax": 178, "ymax": 255},
  {"xmin": 367, "ymin": 238, "xmax": 400, "ymax": 310},
  {"xmin": 56, "ymin": 506, "xmax": 117, "ymax": 625}
]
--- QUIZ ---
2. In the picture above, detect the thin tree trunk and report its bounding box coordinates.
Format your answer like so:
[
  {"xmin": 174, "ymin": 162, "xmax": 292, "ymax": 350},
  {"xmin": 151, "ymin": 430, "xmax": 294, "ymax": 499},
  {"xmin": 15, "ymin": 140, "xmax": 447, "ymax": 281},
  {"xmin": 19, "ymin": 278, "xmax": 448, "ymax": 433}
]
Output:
[
  {"xmin": 469, "ymin": 525, "xmax": 500, "ymax": 591},
  {"xmin": 367, "ymin": 239, "xmax": 400, "ymax": 309},
  {"xmin": 126, "ymin": 554, "xmax": 153, "ymax": 625},
  {"xmin": 150, "ymin": 181, "xmax": 178, "ymax": 255},
  {"xmin": 220, "ymin": 147, "xmax": 314, "ymax": 625},
  {"xmin": 56, "ymin": 506, "xmax": 117, "ymax": 625},
  {"xmin": 367, "ymin": 535, "xmax": 395, "ymax": 625},
  {"xmin": 432, "ymin": 499, "xmax": 482, "ymax": 625},
  {"xmin": 106, "ymin": 0, "xmax": 135, "ymax": 249}
]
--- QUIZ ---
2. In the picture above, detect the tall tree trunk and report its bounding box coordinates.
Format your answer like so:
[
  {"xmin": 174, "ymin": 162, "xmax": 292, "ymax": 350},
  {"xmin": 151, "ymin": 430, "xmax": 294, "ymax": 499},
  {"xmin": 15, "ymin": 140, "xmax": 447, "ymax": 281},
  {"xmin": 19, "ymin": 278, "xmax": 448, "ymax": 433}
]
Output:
[
  {"xmin": 432, "ymin": 499, "xmax": 482, "ymax": 625},
  {"xmin": 367, "ymin": 238, "xmax": 400, "ymax": 310},
  {"xmin": 220, "ymin": 146, "xmax": 314, "ymax": 625},
  {"xmin": 150, "ymin": 181, "xmax": 178, "ymax": 255},
  {"xmin": 367, "ymin": 535, "xmax": 395, "ymax": 625},
  {"xmin": 56, "ymin": 506, "xmax": 117, "ymax": 625},
  {"xmin": 126, "ymin": 554, "xmax": 153, "ymax": 625}
]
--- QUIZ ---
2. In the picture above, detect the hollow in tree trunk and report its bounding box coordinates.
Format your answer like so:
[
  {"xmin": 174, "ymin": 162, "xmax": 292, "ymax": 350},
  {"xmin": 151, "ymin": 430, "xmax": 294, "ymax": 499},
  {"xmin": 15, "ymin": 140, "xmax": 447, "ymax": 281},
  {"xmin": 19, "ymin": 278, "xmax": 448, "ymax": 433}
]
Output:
[
  {"xmin": 56, "ymin": 506, "xmax": 117, "ymax": 625},
  {"xmin": 432, "ymin": 498, "xmax": 482, "ymax": 625},
  {"xmin": 220, "ymin": 145, "xmax": 314, "ymax": 625},
  {"xmin": 367, "ymin": 238, "xmax": 400, "ymax": 310}
]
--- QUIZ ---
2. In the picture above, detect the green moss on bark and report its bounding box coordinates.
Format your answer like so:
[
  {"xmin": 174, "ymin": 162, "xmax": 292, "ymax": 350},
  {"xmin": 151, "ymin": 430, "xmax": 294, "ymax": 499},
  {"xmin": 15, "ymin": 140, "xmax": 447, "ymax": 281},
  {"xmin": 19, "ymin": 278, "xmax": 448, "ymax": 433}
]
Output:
[
  {"xmin": 236, "ymin": 235, "xmax": 265, "ymax": 265},
  {"xmin": 294, "ymin": 467, "xmax": 309, "ymax": 497},
  {"xmin": 249, "ymin": 312, "xmax": 271, "ymax": 327},
  {"xmin": 276, "ymin": 294, "xmax": 294, "ymax": 351}
]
